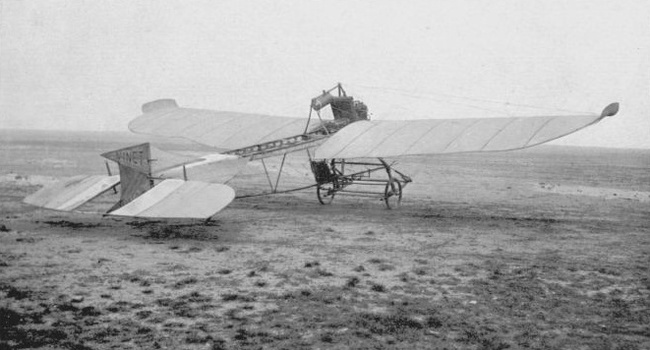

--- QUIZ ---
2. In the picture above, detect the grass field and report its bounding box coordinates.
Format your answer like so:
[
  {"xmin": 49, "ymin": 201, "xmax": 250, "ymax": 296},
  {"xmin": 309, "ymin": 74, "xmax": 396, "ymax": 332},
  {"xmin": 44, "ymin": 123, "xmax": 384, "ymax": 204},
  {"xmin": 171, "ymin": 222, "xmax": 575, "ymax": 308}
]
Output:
[{"xmin": 1, "ymin": 129, "xmax": 649, "ymax": 349}]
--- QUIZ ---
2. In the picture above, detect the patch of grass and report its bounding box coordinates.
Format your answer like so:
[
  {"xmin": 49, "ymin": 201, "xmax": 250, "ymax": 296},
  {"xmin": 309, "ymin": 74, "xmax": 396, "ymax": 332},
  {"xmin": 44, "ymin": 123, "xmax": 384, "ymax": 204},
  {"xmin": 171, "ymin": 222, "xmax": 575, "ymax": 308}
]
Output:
[
  {"xmin": 233, "ymin": 328, "xmax": 272, "ymax": 345},
  {"xmin": 354, "ymin": 312, "xmax": 423, "ymax": 336},
  {"xmin": 397, "ymin": 272, "xmax": 410, "ymax": 282},
  {"xmin": 320, "ymin": 331, "xmax": 335, "ymax": 343},
  {"xmin": 105, "ymin": 301, "xmax": 131, "ymax": 313},
  {"xmin": 135, "ymin": 310, "xmax": 152, "ymax": 319},
  {"xmin": 126, "ymin": 220, "xmax": 164, "ymax": 228},
  {"xmin": 163, "ymin": 321, "xmax": 186, "ymax": 328},
  {"xmin": 378, "ymin": 263, "xmax": 395, "ymax": 271},
  {"xmin": 459, "ymin": 326, "xmax": 510, "ymax": 350},
  {"xmin": 413, "ymin": 268, "xmax": 427, "ymax": 276},
  {"xmin": 370, "ymin": 283, "xmax": 386, "ymax": 293},
  {"xmin": 222, "ymin": 293, "xmax": 255, "ymax": 302},
  {"xmin": 174, "ymin": 277, "xmax": 198, "ymax": 288},
  {"xmin": 597, "ymin": 267, "xmax": 622, "ymax": 276},
  {"xmin": 57, "ymin": 303, "xmax": 79, "ymax": 312},
  {"xmin": 255, "ymin": 280, "xmax": 267, "ymax": 287},
  {"xmin": 0, "ymin": 307, "xmax": 24, "ymax": 328},
  {"xmin": 185, "ymin": 330, "xmax": 212, "ymax": 344},
  {"xmin": 183, "ymin": 291, "xmax": 212, "ymax": 303},
  {"xmin": 1, "ymin": 284, "xmax": 31, "ymax": 300},
  {"xmin": 316, "ymin": 268, "xmax": 334, "ymax": 277},
  {"xmin": 43, "ymin": 220, "xmax": 101, "ymax": 229},
  {"xmin": 80, "ymin": 306, "xmax": 101, "ymax": 317},
  {"xmin": 222, "ymin": 293, "xmax": 239, "ymax": 301},
  {"xmin": 138, "ymin": 223, "xmax": 219, "ymax": 240},
  {"xmin": 211, "ymin": 338, "xmax": 228, "ymax": 350},
  {"xmin": 345, "ymin": 277, "xmax": 360, "ymax": 288},
  {"xmin": 149, "ymin": 225, "xmax": 182, "ymax": 239},
  {"xmin": 454, "ymin": 264, "xmax": 481, "ymax": 277}
]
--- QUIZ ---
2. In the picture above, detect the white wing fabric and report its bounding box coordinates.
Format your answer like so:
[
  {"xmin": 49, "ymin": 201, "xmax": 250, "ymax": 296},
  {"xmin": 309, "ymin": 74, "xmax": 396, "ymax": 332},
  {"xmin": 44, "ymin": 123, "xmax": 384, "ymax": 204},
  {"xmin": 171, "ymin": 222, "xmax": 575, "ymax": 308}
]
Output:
[
  {"xmin": 314, "ymin": 103, "xmax": 619, "ymax": 159},
  {"xmin": 108, "ymin": 179, "xmax": 235, "ymax": 219},
  {"xmin": 24, "ymin": 175, "xmax": 120, "ymax": 212},
  {"xmin": 129, "ymin": 99, "xmax": 319, "ymax": 150}
]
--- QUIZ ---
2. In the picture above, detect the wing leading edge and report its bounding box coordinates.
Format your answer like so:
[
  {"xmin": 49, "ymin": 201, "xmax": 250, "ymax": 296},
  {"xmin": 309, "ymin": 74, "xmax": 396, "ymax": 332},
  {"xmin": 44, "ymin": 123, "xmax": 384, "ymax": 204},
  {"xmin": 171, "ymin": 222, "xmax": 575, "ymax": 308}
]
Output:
[{"xmin": 314, "ymin": 103, "xmax": 619, "ymax": 159}]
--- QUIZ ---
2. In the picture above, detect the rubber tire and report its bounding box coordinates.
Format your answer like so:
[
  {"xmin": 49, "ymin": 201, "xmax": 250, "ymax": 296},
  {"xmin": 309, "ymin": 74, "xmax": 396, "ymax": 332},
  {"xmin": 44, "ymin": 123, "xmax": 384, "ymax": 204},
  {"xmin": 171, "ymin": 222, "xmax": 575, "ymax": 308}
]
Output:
[
  {"xmin": 317, "ymin": 185, "xmax": 335, "ymax": 205},
  {"xmin": 384, "ymin": 179, "xmax": 402, "ymax": 209}
]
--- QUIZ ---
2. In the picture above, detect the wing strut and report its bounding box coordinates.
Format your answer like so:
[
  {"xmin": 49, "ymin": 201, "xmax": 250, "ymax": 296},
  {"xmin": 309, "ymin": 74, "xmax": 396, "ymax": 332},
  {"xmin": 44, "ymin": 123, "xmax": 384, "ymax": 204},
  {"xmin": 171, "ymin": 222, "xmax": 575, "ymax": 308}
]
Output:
[
  {"xmin": 259, "ymin": 153, "xmax": 289, "ymax": 194},
  {"xmin": 274, "ymin": 153, "xmax": 288, "ymax": 192}
]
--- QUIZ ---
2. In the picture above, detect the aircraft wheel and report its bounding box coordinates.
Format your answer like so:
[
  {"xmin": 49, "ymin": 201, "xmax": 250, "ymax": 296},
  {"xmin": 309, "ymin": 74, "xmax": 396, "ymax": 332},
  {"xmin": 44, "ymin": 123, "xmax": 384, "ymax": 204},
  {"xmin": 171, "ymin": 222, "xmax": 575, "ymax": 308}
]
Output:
[
  {"xmin": 384, "ymin": 179, "xmax": 402, "ymax": 209},
  {"xmin": 317, "ymin": 184, "xmax": 335, "ymax": 205}
]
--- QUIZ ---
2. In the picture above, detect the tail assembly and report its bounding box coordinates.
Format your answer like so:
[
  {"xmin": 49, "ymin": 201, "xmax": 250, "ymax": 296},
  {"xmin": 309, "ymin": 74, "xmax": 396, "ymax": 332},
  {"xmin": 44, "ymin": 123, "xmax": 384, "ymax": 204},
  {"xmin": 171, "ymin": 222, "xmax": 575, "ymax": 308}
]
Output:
[
  {"xmin": 23, "ymin": 175, "xmax": 120, "ymax": 212},
  {"xmin": 101, "ymin": 143, "xmax": 154, "ymax": 212},
  {"xmin": 24, "ymin": 142, "xmax": 236, "ymax": 220},
  {"xmin": 101, "ymin": 142, "xmax": 235, "ymax": 219}
]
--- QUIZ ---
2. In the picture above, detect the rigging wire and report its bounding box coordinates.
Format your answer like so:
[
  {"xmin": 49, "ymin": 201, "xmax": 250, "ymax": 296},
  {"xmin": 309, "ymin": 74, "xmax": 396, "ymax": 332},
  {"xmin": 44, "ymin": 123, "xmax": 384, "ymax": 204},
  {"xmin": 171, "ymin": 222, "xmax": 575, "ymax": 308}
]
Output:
[
  {"xmin": 343, "ymin": 82, "xmax": 593, "ymax": 116},
  {"xmin": 353, "ymin": 86, "xmax": 512, "ymax": 117}
]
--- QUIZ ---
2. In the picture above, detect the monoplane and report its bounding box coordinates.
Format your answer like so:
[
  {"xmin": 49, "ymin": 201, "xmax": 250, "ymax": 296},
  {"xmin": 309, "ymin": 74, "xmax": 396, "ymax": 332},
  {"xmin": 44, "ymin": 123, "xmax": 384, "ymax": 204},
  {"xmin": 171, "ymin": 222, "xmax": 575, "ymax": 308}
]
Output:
[{"xmin": 24, "ymin": 84, "xmax": 619, "ymax": 219}]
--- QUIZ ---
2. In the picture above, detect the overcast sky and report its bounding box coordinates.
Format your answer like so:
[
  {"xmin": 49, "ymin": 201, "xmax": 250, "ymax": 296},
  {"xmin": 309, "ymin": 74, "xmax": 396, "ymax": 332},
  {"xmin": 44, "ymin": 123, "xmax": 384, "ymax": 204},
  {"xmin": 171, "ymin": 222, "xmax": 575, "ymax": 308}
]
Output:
[{"xmin": 1, "ymin": 0, "xmax": 648, "ymax": 148}]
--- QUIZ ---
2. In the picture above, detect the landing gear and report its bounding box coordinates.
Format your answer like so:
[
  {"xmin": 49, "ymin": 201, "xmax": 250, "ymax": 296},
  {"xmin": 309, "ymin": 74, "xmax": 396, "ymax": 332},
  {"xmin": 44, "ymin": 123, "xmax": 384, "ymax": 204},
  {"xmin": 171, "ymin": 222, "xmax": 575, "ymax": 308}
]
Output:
[
  {"xmin": 317, "ymin": 183, "xmax": 336, "ymax": 205},
  {"xmin": 310, "ymin": 158, "xmax": 411, "ymax": 208},
  {"xmin": 383, "ymin": 178, "xmax": 402, "ymax": 209}
]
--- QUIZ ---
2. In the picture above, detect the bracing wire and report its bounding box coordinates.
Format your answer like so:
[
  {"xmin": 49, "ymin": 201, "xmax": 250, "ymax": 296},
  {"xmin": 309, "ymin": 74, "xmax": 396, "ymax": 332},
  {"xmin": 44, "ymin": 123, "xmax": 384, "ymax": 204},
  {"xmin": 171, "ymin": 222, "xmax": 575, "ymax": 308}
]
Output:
[
  {"xmin": 354, "ymin": 86, "xmax": 512, "ymax": 116},
  {"xmin": 343, "ymin": 82, "xmax": 593, "ymax": 116}
]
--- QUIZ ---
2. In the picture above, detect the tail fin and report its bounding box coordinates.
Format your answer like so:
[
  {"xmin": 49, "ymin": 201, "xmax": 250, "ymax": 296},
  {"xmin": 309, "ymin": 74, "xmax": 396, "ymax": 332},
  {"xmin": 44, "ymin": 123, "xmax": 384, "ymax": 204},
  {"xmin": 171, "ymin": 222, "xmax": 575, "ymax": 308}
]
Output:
[{"xmin": 101, "ymin": 143, "xmax": 153, "ymax": 211}]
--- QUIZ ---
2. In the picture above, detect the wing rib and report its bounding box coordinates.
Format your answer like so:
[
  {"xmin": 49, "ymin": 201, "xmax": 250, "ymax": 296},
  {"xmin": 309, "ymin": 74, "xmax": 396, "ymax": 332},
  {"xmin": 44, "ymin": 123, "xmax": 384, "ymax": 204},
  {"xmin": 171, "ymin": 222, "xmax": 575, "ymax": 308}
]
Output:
[
  {"xmin": 441, "ymin": 119, "xmax": 483, "ymax": 153},
  {"xmin": 401, "ymin": 120, "xmax": 446, "ymax": 156},
  {"xmin": 328, "ymin": 122, "xmax": 381, "ymax": 159},
  {"xmin": 479, "ymin": 118, "xmax": 519, "ymax": 151},
  {"xmin": 523, "ymin": 116, "xmax": 558, "ymax": 147}
]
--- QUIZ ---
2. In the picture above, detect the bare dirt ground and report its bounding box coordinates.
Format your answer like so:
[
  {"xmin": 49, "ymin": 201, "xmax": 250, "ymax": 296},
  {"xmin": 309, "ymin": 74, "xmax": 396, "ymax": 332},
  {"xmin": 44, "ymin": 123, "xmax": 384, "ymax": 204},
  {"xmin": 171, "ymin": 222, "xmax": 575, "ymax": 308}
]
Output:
[{"xmin": 1, "ymin": 130, "xmax": 649, "ymax": 349}]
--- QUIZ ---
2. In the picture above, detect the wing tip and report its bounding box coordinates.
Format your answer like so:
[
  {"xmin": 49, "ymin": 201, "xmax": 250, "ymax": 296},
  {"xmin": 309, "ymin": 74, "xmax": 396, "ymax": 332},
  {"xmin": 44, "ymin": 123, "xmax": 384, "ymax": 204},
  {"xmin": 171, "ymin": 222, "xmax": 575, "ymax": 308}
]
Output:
[
  {"xmin": 142, "ymin": 99, "xmax": 178, "ymax": 113},
  {"xmin": 601, "ymin": 102, "xmax": 619, "ymax": 118}
]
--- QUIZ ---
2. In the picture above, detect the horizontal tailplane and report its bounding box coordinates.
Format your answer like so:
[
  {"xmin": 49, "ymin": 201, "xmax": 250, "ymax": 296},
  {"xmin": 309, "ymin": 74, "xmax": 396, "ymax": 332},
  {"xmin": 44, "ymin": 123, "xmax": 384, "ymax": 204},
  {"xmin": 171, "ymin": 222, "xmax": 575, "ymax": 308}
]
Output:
[
  {"xmin": 23, "ymin": 175, "xmax": 120, "ymax": 211},
  {"xmin": 108, "ymin": 179, "xmax": 235, "ymax": 219}
]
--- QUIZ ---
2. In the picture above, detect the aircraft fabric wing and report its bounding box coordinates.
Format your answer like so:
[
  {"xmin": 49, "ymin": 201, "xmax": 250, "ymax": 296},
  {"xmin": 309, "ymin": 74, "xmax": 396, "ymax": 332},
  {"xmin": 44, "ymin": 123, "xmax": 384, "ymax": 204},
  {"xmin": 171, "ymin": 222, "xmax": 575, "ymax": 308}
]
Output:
[
  {"xmin": 108, "ymin": 179, "xmax": 235, "ymax": 219},
  {"xmin": 23, "ymin": 175, "xmax": 120, "ymax": 212},
  {"xmin": 129, "ymin": 99, "xmax": 318, "ymax": 150},
  {"xmin": 314, "ymin": 103, "xmax": 619, "ymax": 159}
]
